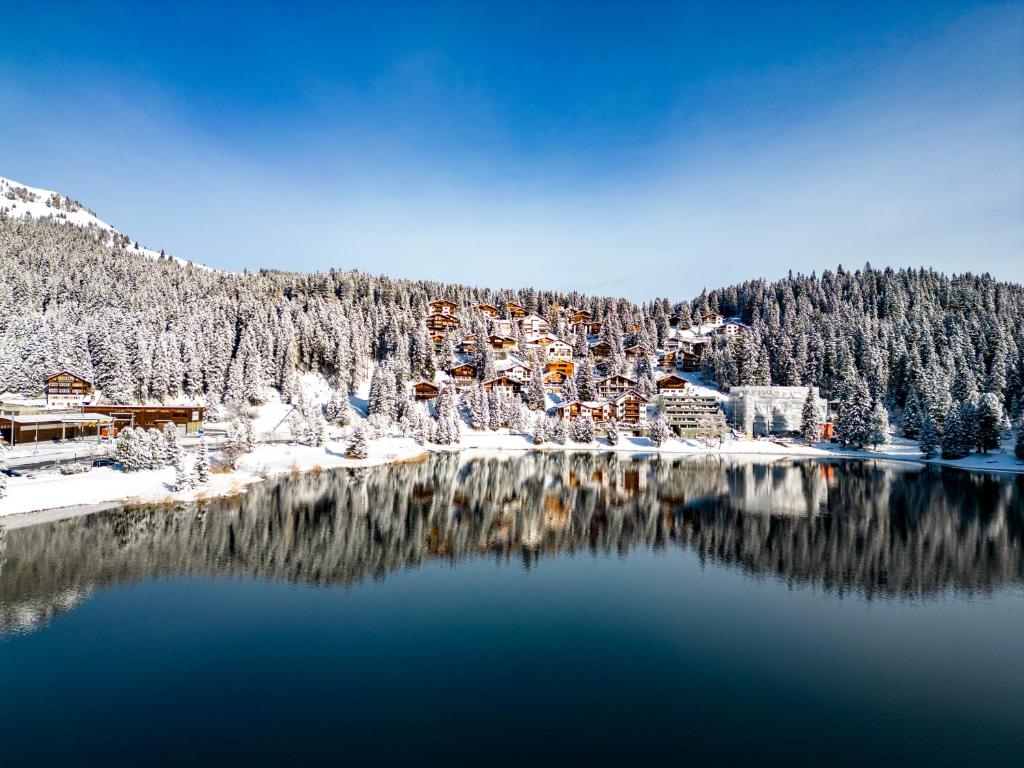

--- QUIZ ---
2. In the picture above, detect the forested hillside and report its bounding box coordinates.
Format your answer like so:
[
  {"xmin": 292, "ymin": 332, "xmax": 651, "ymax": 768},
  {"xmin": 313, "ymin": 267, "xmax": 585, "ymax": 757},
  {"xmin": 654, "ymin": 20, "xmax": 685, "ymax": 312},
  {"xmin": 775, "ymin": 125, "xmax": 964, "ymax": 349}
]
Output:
[{"xmin": 2, "ymin": 209, "xmax": 1022, "ymax": 443}]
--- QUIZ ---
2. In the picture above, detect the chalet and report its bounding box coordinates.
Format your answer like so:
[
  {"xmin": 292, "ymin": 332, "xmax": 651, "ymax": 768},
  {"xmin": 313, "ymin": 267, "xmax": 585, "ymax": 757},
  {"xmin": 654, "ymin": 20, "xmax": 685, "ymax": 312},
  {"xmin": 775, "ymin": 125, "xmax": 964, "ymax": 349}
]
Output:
[
  {"xmin": 568, "ymin": 309, "xmax": 592, "ymax": 324},
  {"xmin": 589, "ymin": 340, "xmax": 612, "ymax": 360},
  {"xmin": 543, "ymin": 371, "xmax": 570, "ymax": 393},
  {"xmin": 425, "ymin": 313, "xmax": 460, "ymax": 333},
  {"xmin": 488, "ymin": 334, "xmax": 518, "ymax": 356},
  {"xmin": 656, "ymin": 373, "xmax": 690, "ymax": 392},
  {"xmin": 698, "ymin": 312, "xmax": 725, "ymax": 327},
  {"xmin": 545, "ymin": 359, "xmax": 575, "ymax": 378},
  {"xmin": 523, "ymin": 332, "xmax": 559, "ymax": 348},
  {"xmin": 624, "ymin": 344, "xmax": 646, "ymax": 359},
  {"xmin": 430, "ymin": 333, "xmax": 446, "ymax": 355},
  {"xmin": 506, "ymin": 301, "xmax": 528, "ymax": 319},
  {"xmin": 584, "ymin": 321, "xmax": 602, "ymax": 336},
  {"xmin": 596, "ymin": 374, "xmax": 638, "ymax": 400},
  {"xmin": 624, "ymin": 322, "xmax": 642, "ymax": 334},
  {"xmin": 657, "ymin": 350, "xmax": 678, "ymax": 369},
  {"xmin": 428, "ymin": 299, "xmax": 458, "ymax": 316},
  {"xmin": 449, "ymin": 363, "xmax": 477, "ymax": 386},
  {"xmin": 611, "ymin": 389, "xmax": 650, "ymax": 426},
  {"xmin": 668, "ymin": 313, "xmax": 687, "ymax": 328},
  {"xmin": 556, "ymin": 400, "xmax": 611, "ymax": 423},
  {"xmin": 457, "ymin": 335, "xmax": 477, "ymax": 355},
  {"xmin": 471, "ymin": 302, "xmax": 498, "ymax": 317},
  {"xmin": 538, "ymin": 338, "xmax": 573, "ymax": 360},
  {"xmin": 678, "ymin": 338, "xmax": 711, "ymax": 371},
  {"xmin": 45, "ymin": 370, "xmax": 93, "ymax": 408},
  {"xmin": 497, "ymin": 360, "xmax": 532, "ymax": 383},
  {"xmin": 482, "ymin": 375, "xmax": 522, "ymax": 397},
  {"xmin": 518, "ymin": 313, "xmax": 550, "ymax": 336},
  {"xmin": 492, "ymin": 318, "xmax": 515, "ymax": 337},
  {"xmin": 714, "ymin": 320, "xmax": 749, "ymax": 337},
  {"xmin": 85, "ymin": 405, "xmax": 206, "ymax": 435},
  {"xmin": 413, "ymin": 381, "xmax": 440, "ymax": 401}
]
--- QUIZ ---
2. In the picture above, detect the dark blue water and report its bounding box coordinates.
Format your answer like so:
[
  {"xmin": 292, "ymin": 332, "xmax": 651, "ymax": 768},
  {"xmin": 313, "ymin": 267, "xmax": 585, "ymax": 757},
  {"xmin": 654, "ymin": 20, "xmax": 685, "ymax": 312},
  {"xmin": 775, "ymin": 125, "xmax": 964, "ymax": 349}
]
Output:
[{"xmin": 1, "ymin": 454, "xmax": 1022, "ymax": 766}]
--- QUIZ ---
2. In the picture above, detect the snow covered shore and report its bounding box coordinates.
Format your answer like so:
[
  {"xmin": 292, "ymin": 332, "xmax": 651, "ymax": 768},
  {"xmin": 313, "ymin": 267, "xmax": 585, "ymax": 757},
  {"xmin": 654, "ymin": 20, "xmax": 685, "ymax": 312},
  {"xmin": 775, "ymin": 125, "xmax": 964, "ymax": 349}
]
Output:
[{"xmin": 3, "ymin": 429, "xmax": 1021, "ymax": 529}]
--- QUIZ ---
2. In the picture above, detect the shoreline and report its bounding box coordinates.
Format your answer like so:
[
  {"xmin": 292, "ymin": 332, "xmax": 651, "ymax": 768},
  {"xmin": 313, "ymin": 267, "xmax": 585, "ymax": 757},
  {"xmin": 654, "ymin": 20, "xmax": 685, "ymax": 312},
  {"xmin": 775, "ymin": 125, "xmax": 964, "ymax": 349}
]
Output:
[{"xmin": 3, "ymin": 433, "xmax": 1021, "ymax": 530}]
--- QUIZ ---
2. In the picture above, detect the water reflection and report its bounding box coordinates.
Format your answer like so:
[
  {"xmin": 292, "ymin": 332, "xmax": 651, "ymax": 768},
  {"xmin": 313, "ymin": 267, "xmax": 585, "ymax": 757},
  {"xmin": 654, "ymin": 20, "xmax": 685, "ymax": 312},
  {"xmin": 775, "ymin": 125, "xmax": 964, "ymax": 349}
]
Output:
[{"xmin": 2, "ymin": 453, "xmax": 1022, "ymax": 633}]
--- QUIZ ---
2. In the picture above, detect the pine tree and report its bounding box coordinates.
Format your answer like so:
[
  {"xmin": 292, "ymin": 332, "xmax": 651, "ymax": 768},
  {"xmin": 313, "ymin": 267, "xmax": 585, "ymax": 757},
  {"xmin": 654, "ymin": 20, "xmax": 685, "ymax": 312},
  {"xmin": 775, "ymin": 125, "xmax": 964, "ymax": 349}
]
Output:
[
  {"xmin": 526, "ymin": 355, "xmax": 546, "ymax": 410},
  {"xmin": 571, "ymin": 413, "xmax": 595, "ymax": 443},
  {"xmin": 976, "ymin": 392, "xmax": 1003, "ymax": 453},
  {"xmin": 869, "ymin": 400, "xmax": 890, "ymax": 449},
  {"xmin": 800, "ymin": 387, "xmax": 822, "ymax": 445},
  {"xmin": 941, "ymin": 404, "xmax": 970, "ymax": 459},
  {"xmin": 162, "ymin": 423, "xmax": 182, "ymax": 465},
  {"xmin": 146, "ymin": 428, "xmax": 166, "ymax": 469},
  {"xmin": 606, "ymin": 418, "xmax": 619, "ymax": 446},
  {"xmin": 835, "ymin": 374, "xmax": 872, "ymax": 448},
  {"xmin": 918, "ymin": 412, "xmax": 938, "ymax": 458},
  {"xmin": 551, "ymin": 417, "xmax": 568, "ymax": 445},
  {"xmin": 1015, "ymin": 418, "xmax": 1024, "ymax": 460},
  {"xmin": 533, "ymin": 416, "xmax": 549, "ymax": 444},
  {"xmin": 649, "ymin": 415, "xmax": 669, "ymax": 447},
  {"xmin": 902, "ymin": 389, "xmax": 923, "ymax": 439},
  {"xmin": 195, "ymin": 439, "xmax": 210, "ymax": 484},
  {"xmin": 575, "ymin": 359, "xmax": 595, "ymax": 401},
  {"xmin": 347, "ymin": 424, "xmax": 369, "ymax": 459},
  {"xmin": 173, "ymin": 459, "xmax": 192, "ymax": 492}
]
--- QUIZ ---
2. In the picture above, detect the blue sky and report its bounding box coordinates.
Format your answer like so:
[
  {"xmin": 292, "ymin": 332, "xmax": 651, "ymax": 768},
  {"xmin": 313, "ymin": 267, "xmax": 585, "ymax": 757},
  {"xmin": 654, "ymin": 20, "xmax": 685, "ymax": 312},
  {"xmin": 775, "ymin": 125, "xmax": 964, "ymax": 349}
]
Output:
[{"xmin": 1, "ymin": 1, "xmax": 1021, "ymax": 299}]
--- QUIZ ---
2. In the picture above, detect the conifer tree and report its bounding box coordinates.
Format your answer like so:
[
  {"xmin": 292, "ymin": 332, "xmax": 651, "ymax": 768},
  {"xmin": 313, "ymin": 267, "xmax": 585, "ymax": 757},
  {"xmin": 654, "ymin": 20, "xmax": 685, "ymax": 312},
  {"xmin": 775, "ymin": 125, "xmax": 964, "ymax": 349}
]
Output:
[
  {"xmin": 918, "ymin": 412, "xmax": 938, "ymax": 458},
  {"xmin": 571, "ymin": 413, "xmax": 595, "ymax": 443},
  {"xmin": 869, "ymin": 400, "xmax": 890, "ymax": 449},
  {"xmin": 173, "ymin": 459, "xmax": 192, "ymax": 492},
  {"xmin": 835, "ymin": 375, "xmax": 872, "ymax": 448},
  {"xmin": 551, "ymin": 417, "xmax": 568, "ymax": 445},
  {"xmin": 976, "ymin": 393, "xmax": 1003, "ymax": 453},
  {"xmin": 1015, "ymin": 418, "xmax": 1024, "ymax": 460},
  {"xmin": 902, "ymin": 389, "xmax": 923, "ymax": 439},
  {"xmin": 800, "ymin": 387, "xmax": 822, "ymax": 445},
  {"xmin": 347, "ymin": 424, "xmax": 369, "ymax": 459},
  {"xmin": 526, "ymin": 355, "xmax": 546, "ymax": 410},
  {"xmin": 649, "ymin": 415, "xmax": 669, "ymax": 447},
  {"xmin": 575, "ymin": 360, "xmax": 596, "ymax": 401},
  {"xmin": 162, "ymin": 423, "xmax": 182, "ymax": 466},
  {"xmin": 533, "ymin": 415, "xmax": 549, "ymax": 444},
  {"xmin": 941, "ymin": 404, "xmax": 970, "ymax": 459},
  {"xmin": 195, "ymin": 439, "xmax": 210, "ymax": 484},
  {"xmin": 606, "ymin": 418, "xmax": 619, "ymax": 446}
]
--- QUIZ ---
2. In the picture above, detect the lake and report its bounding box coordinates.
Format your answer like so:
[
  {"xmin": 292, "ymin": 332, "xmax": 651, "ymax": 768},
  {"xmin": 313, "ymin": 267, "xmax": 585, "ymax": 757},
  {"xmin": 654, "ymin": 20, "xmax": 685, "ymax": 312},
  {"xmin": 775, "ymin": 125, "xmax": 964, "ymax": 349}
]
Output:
[{"xmin": 1, "ymin": 453, "xmax": 1022, "ymax": 766}]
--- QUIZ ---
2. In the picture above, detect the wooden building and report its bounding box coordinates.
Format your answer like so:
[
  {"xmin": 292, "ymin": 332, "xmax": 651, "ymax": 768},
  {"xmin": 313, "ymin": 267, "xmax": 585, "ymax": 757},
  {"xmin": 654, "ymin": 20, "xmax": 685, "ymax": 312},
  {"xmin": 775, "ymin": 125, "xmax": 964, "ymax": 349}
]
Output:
[
  {"xmin": 85, "ymin": 405, "xmax": 206, "ymax": 435},
  {"xmin": 543, "ymin": 371, "xmax": 570, "ymax": 393},
  {"xmin": 426, "ymin": 313, "xmax": 460, "ymax": 333},
  {"xmin": 471, "ymin": 303, "xmax": 498, "ymax": 317},
  {"xmin": 596, "ymin": 374, "xmax": 638, "ymax": 400},
  {"xmin": 556, "ymin": 400, "xmax": 611, "ymax": 423},
  {"xmin": 45, "ymin": 370, "xmax": 93, "ymax": 408},
  {"xmin": 428, "ymin": 299, "xmax": 458, "ymax": 316},
  {"xmin": 413, "ymin": 381, "xmax": 439, "ymax": 401},
  {"xmin": 656, "ymin": 373, "xmax": 690, "ymax": 392},
  {"xmin": 1, "ymin": 412, "xmax": 113, "ymax": 446},
  {"xmin": 488, "ymin": 335, "xmax": 518, "ymax": 356},
  {"xmin": 518, "ymin": 313, "xmax": 550, "ymax": 336},
  {"xmin": 545, "ymin": 359, "xmax": 575, "ymax": 378},
  {"xmin": 589, "ymin": 340, "xmax": 612, "ymax": 360},
  {"xmin": 624, "ymin": 344, "xmax": 646, "ymax": 360},
  {"xmin": 430, "ymin": 333, "xmax": 446, "ymax": 355},
  {"xmin": 611, "ymin": 389, "xmax": 650, "ymax": 426},
  {"xmin": 448, "ymin": 363, "xmax": 477, "ymax": 386},
  {"xmin": 492, "ymin": 318, "xmax": 515, "ymax": 337},
  {"xmin": 506, "ymin": 301, "xmax": 528, "ymax": 319},
  {"xmin": 482, "ymin": 375, "xmax": 522, "ymax": 397}
]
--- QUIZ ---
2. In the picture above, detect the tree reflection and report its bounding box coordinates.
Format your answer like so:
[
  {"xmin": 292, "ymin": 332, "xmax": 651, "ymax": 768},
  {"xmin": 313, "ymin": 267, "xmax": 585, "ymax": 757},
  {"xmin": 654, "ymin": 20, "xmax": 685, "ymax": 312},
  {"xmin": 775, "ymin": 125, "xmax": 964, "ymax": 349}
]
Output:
[{"xmin": 2, "ymin": 454, "xmax": 1022, "ymax": 633}]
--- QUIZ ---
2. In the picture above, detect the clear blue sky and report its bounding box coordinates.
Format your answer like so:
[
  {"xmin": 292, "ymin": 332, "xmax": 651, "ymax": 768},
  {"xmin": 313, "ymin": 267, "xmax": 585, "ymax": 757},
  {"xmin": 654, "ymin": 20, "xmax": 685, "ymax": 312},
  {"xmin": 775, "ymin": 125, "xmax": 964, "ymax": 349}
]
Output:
[{"xmin": 1, "ymin": 1, "xmax": 1021, "ymax": 298}]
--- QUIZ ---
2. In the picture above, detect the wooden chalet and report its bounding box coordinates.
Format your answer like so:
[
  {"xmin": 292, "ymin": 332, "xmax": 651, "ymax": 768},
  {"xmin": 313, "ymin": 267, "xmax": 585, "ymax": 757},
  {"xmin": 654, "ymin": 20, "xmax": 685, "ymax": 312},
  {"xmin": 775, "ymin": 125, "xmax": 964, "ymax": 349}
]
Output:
[
  {"xmin": 539, "ymin": 338, "xmax": 573, "ymax": 360},
  {"xmin": 506, "ymin": 301, "xmax": 528, "ymax": 319},
  {"xmin": 492, "ymin": 318, "xmax": 515, "ymax": 337},
  {"xmin": 668, "ymin": 313, "xmax": 688, "ymax": 328},
  {"xmin": 545, "ymin": 359, "xmax": 575, "ymax": 378},
  {"xmin": 45, "ymin": 370, "xmax": 93, "ymax": 408},
  {"xmin": 430, "ymin": 333, "xmax": 446, "ymax": 355},
  {"xmin": 449, "ymin": 363, "xmax": 477, "ymax": 386},
  {"xmin": 596, "ymin": 374, "xmax": 638, "ymax": 400},
  {"xmin": 656, "ymin": 373, "xmax": 690, "ymax": 392},
  {"xmin": 426, "ymin": 313, "xmax": 460, "ymax": 333},
  {"xmin": 624, "ymin": 343, "xmax": 646, "ymax": 359},
  {"xmin": 699, "ymin": 312, "xmax": 725, "ymax": 326},
  {"xmin": 611, "ymin": 389, "xmax": 650, "ymax": 425},
  {"xmin": 568, "ymin": 309, "xmax": 592, "ymax": 324},
  {"xmin": 556, "ymin": 400, "xmax": 611, "ymax": 423},
  {"xmin": 624, "ymin": 322, "xmax": 642, "ymax": 334},
  {"xmin": 471, "ymin": 302, "xmax": 499, "ymax": 317},
  {"xmin": 678, "ymin": 338, "xmax": 711, "ymax": 371},
  {"xmin": 657, "ymin": 350, "xmax": 678, "ymax": 369},
  {"xmin": 523, "ymin": 332, "xmax": 559, "ymax": 348},
  {"xmin": 482, "ymin": 375, "xmax": 522, "ymax": 397},
  {"xmin": 413, "ymin": 381, "xmax": 440, "ymax": 401},
  {"xmin": 518, "ymin": 313, "xmax": 550, "ymax": 336},
  {"xmin": 498, "ymin": 361, "xmax": 532, "ymax": 383},
  {"xmin": 428, "ymin": 299, "xmax": 459, "ymax": 316},
  {"xmin": 585, "ymin": 321, "xmax": 602, "ymax": 336},
  {"xmin": 589, "ymin": 340, "xmax": 612, "ymax": 360},
  {"xmin": 488, "ymin": 334, "xmax": 518, "ymax": 355},
  {"xmin": 543, "ymin": 370, "xmax": 570, "ymax": 392},
  {"xmin": 714, "ymin": 320, "xmax": 748, "ymax": 337},
  {"xmin": 457, "ymin": 335, "xmax": 477, "ymax": 355},
  {"xmin": 85, "ymin": 405, "xmax": 206, "ymax": 435}
]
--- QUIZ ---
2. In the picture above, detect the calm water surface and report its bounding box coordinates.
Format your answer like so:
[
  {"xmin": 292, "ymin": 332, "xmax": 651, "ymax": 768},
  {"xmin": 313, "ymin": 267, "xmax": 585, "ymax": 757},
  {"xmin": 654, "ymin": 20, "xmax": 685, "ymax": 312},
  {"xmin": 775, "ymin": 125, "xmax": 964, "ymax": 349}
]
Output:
[{"xmin": 1, "ymin": 453, "xmax": 1022, "ymax": 766}]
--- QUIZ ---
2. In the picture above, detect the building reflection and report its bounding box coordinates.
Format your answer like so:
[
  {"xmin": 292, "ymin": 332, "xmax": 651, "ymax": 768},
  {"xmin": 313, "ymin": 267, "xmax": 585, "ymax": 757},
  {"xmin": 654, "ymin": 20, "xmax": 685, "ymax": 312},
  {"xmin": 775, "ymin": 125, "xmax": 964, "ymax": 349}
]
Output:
[{"xmin": 2, "ymin": 453, "xmax": 1022, "ymax": 633}]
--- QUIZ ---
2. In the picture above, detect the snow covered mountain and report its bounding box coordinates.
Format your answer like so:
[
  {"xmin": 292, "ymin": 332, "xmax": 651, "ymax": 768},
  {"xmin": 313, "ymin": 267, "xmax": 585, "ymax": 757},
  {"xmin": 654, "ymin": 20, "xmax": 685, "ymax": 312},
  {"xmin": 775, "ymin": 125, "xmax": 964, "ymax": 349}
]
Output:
[{"xmin": 0, "ymin": 175, "xmax": 203, "ymax": 269}]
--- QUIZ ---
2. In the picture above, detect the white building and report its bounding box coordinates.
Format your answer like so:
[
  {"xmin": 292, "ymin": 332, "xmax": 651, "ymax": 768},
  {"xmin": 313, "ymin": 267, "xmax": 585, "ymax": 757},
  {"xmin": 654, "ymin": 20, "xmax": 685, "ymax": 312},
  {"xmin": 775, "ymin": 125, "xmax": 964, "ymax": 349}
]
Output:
[{"xmin": 725, "ymin": 386, "xmax": 827, "ymax": 436}]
